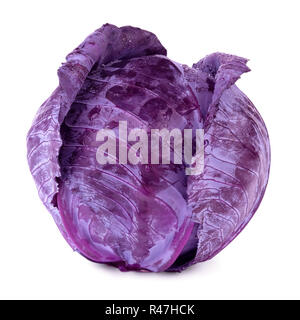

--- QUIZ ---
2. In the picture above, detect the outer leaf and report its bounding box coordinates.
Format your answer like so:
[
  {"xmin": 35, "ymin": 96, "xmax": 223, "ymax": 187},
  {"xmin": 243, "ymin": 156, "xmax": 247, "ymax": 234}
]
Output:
[
  {"xmin": 169, "ymin": 53, "xmax": 270, "ymax": 270},
  {"xmin": 27, "ymin": 24, "xmax": 169, "ymax": 256}
]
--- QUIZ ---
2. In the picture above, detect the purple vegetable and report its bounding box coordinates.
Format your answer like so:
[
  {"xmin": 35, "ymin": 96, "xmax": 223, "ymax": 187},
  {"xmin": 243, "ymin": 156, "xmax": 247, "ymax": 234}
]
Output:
[{"xmin": 27, "ymin": 24, "xmax": 270, "ymax": 272}]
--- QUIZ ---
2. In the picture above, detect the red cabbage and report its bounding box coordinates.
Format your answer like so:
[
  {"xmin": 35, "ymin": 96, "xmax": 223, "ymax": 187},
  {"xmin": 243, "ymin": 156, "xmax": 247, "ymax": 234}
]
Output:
[{"xmin": 27, "ymin": 24, "xmax": 270, "ymax": 272}]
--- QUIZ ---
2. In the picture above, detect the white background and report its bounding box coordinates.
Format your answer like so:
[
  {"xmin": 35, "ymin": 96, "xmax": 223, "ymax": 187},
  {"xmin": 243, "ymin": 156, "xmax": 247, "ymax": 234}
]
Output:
[{"xmin": 0, "ymin": 0, "xmax": 299, "ymax": 300}]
